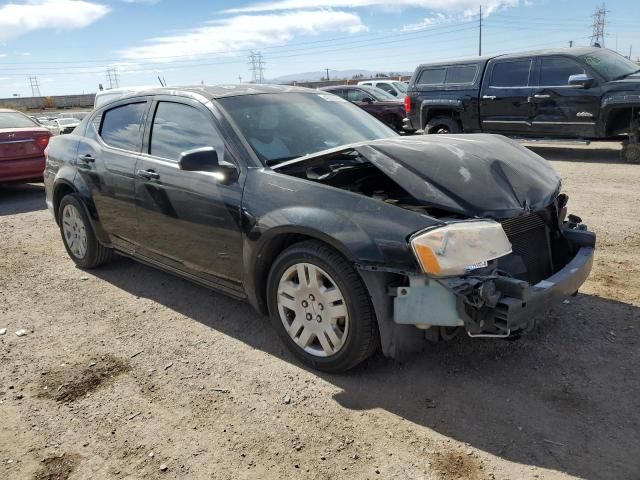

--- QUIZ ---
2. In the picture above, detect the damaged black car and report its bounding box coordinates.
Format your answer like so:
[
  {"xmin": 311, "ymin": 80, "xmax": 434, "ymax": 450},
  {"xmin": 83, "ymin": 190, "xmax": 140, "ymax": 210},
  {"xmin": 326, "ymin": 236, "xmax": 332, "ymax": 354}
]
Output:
[{"xmin": 44, "ymin": 85, "xmax": 595, "ymax": 372}]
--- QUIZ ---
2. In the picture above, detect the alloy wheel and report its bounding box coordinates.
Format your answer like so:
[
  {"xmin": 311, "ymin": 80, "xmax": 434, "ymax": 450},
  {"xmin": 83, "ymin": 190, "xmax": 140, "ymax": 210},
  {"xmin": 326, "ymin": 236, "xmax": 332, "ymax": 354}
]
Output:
[{"xmin": 62, "ymin": 204, "xmax": 87, "ymax": 259}]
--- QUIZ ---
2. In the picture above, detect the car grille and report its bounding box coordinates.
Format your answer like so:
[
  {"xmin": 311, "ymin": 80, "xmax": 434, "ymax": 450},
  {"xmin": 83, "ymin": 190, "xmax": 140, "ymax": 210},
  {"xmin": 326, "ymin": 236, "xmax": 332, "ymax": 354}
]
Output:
[{"xmin": 500, "ymin": 212, "xmax": 553, "ymax": 284}]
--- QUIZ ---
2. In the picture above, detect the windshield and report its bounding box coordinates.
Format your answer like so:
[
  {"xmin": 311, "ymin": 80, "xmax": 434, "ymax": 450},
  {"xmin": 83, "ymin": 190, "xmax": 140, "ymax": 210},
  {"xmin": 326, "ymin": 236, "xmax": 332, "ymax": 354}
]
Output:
[
  {"xmin": 360, "ymin": 85, "xmax": 397, "ymax": 101},
  {"xmin": 581, "ymin": 49, "xmax": 640, "ymax": 81},
  {"xmin": 393, "ymin": 82, "xmax": 408, "ymax": 93},
  {"xmin": 0, "ymin": 112, "xmax": 39, "ymax": 129},
  {"xmin": 219, "ymin": 92, "xmax": 397, "ymax": 166}
]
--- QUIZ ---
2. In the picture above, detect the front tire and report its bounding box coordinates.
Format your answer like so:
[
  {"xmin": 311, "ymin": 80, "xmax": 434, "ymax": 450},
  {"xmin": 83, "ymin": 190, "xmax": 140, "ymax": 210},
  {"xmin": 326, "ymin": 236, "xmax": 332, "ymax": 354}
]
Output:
[
  {"xmin": 58, "ymin": 194, "xmax": 113, "ymax": 269},
  {"xmin": 266, "ymin": 240, "xmax": 379, "ymax": 372}
]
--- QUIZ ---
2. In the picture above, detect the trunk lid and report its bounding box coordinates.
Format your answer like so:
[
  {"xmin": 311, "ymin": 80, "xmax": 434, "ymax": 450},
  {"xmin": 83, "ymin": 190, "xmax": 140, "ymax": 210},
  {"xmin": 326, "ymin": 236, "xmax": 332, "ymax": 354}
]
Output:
[{"xmin": 0, "ymin": 127, "xmax": 52, "ymax": 161}]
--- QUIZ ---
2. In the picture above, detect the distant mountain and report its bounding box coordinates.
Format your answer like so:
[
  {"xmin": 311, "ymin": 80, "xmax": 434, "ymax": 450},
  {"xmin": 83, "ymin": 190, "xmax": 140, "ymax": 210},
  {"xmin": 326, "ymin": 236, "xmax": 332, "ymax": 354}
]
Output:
[{"xmin": 268, "ymin": 69, "xmax": 412, "ymax": 83}]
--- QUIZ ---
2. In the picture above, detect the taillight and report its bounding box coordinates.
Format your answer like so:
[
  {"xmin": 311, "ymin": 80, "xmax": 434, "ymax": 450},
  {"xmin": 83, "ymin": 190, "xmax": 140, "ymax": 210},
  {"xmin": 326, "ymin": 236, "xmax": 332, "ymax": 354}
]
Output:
[
  {"xmin": 35, "ymin": 134, "xmax": 50, "ymax": 150},
  {"xmin": 404, "ymin": 95, "xmax": 411, "ymax": 113}
]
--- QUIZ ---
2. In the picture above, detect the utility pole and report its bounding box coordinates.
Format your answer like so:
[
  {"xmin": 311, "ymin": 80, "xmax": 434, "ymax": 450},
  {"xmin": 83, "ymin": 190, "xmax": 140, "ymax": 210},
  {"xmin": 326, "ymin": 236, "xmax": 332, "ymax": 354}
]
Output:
[
  {"xmin": 27, "ymin": 76, "xmax": 41, "ymax": 97},
  {"xmin": 590, "ymin": 4, "xmax": 608, "ymax": 48},
  {"xmin": 478, "ymin": 5, "xmax": 482, "ymax": 56},
  {"xmin": 105, "ymin": 68, "xmax": 119, "ymax": 89},
  {"xmin": 569, "ymin": 40, "xmax": 574, "ymax": 48},
  {"xmin": 326, "ymin": 68, "xmax": 330, "ymax": 81},
  {"xmin": 248, "ymin": 51, "xmax": 266, "ymax": 83}
]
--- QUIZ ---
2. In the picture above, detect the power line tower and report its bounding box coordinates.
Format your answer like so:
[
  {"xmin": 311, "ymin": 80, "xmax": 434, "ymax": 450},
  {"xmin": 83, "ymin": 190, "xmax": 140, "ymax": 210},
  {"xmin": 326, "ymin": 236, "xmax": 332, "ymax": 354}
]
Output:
[
  {"xmin": 28, "ymin": 76, "xmax": 41, "ymax": 97},
  {"xmin": 248, "ymin": 51, "xmax": 266, "ymax": 83},
  {"xmin": 590, "ymin": 4, "xmax": 608, "ymax": 47},
  {"xmin": 105, "ymin": 67, "xmax": 120, "ymax": 89}
]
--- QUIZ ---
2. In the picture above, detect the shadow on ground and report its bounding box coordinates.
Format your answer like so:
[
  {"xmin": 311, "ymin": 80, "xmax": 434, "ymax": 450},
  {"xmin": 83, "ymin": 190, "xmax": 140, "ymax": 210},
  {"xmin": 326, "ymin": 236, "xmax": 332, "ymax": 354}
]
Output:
[
  {"xmin": 0, "ymin": 183, "xmax": 46, "ymax": 216},
  {"xmin": 91, "ymin": 255, "xmax": 640, "ymax": 480}
]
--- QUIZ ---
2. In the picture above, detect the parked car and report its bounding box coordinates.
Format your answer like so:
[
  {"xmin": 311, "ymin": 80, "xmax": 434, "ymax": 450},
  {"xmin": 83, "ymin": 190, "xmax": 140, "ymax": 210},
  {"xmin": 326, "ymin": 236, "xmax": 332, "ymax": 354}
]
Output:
[
  {"xmin": 357, "ymin": 79, "xmax": 408, "ymax": 97},
  {"xmin": 44, "ymin": 85, "xmax": 595, "ymax": 372},
  {"xmin": 405, "ymin": 47, "xmax": 640, "ymax": 162},
  {"xmin": 49, "ymin": 118, "xmax": 80, "ymax": 135},
  {"xmin": 0, "ymin": 108, "xmax": 52, "ymax": 183},
  {"xmin": 320, "ymin": 85, "xmax": 409, "ymax": 132}
]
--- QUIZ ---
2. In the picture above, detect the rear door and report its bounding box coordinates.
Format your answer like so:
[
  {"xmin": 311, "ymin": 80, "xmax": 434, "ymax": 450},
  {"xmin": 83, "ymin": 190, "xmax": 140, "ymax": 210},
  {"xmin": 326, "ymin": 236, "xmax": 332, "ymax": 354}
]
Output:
[
  {"xmin": 530, "ymin": 56, "xmax": 600, "ymax": 137},
  {"xmin": 76, "ymin": 100, "xmax": 149, "ymax": 251},
  {"xmin": 134, "ymin": 97, "xmax": 245, "ymax": 292},
  {"xmin": 480, "ymin": 58, "xmax": 534, "ymax": 134}
]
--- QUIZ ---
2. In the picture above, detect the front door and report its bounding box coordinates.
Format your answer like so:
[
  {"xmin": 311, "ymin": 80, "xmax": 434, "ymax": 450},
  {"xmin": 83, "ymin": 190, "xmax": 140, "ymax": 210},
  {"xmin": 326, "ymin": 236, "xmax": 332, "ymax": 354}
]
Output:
[
  {"xmin": 76, "ymin": 100, "xmax": 149, "ymax": 251},
  {"xmin": 480, "ymin": 58, "xmax": 534, "ymax": 135},
  {"xmin": 134, "ymin": 98, "xmax": 245, "ymax": 293},
  {"xmin": 530, "ymin": 56, "xmax": 600, "ymax": 138}
]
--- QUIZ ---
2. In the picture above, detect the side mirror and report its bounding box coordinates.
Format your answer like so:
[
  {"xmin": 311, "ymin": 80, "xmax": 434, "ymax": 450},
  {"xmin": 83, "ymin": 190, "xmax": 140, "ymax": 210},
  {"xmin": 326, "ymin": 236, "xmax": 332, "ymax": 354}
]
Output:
[
  {"xmin": 568, "ymin": 74, "xmax": 595, "ymax": 88},
  {"xmin": 179, "ymin": 146, "xmax": 239, "ymax": 183}
]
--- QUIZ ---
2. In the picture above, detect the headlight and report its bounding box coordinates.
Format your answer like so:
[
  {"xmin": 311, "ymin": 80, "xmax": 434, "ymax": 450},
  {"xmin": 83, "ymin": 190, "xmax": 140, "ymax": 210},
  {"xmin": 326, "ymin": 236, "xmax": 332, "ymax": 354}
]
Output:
[{"xmin": 410, "ymin": 221, "xmax": 512, "ymax": 277}]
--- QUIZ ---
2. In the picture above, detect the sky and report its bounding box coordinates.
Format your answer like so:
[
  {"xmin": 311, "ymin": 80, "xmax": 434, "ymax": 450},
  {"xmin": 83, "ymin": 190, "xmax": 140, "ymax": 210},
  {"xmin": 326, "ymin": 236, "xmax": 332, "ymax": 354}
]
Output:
[{"xmin": 0, "ymin": 0, "xmax": 638, "ymax": 97}]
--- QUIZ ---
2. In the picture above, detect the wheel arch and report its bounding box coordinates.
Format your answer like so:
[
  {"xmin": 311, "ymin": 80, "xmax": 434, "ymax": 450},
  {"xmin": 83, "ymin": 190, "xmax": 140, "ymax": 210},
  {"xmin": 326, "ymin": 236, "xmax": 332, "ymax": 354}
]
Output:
[{"xmin": 52, "ymin": 180, "xmax": 78, "ymax": 224}]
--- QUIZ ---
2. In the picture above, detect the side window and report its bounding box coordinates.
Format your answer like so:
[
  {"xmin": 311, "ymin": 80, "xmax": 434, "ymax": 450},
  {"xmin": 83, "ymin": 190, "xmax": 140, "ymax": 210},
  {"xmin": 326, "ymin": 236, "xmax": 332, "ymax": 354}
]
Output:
[
  {"xmin": 346, "ymin": 89, "xmax": 368, "ymax": 102},
  {"xmin": 538, "ymin": 57, "xmax": 585, "ymax": 86},
  {"xmin": 445, "ymin": 65, "xmax": 477, "ymax": 84},
  {"xmin": 149, "ymin": 102, "xmax": 222, "ymax": 162},
  {"xmin": 328, "ymin": 89, "xmax": 347, "ymax": 99},
  {"xmin": 376, "ymin": 83, "xmax": 397, "ymax": 96},
  {"xmin": 99, "ymin": 102, "xmax": 147, "ymax": 151},
  {"xmin": 416, "ymin": 68, "xmax": 446, "ymax": 85},
  {"xmin": 489, "ymin": 60, "xmax": 533, "ymax": 87}
]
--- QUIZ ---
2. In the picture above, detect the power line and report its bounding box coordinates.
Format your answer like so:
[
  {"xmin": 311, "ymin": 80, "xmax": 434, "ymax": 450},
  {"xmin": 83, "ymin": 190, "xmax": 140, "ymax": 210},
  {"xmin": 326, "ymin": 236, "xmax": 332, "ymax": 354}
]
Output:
[
  {"xmin": 105, "ymin": 67, "xmax": 120, "ymax": 89},
  {"xmin": 590, "ymin": 3, "xmax": 609, "ymax": 47},
  {"xmin": 27, "ymin": 76, "xmax": 41, "ymax": 97},
  {"xmin": 248, "ymin": 51, "xmax": 265, "ymax": 83}
]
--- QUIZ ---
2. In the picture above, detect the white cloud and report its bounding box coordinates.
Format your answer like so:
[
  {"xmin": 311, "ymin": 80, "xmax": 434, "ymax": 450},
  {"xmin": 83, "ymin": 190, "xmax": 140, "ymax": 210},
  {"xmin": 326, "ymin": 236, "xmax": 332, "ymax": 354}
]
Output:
[
  {"xmin": 227, "ymin": 0, "xmax": 518, "ymax": 16},
  {"xmin": 0, "ymin": 0, "xmax": 110, "ymax": 41},
  {"xmin": 119, "ymin": 10, "xmax": 367, "ymax": 61}
]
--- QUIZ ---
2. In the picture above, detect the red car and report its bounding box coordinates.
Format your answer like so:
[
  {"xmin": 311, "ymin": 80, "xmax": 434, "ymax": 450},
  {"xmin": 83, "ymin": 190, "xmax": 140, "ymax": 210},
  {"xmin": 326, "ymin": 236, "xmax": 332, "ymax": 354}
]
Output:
[
  {"xmin": 319, "ymin": 85, "xmax": 410, "ymax": 132},
  {"xmin": 0, "ymin": 108, "xmax": 52, "ymax": 183}
]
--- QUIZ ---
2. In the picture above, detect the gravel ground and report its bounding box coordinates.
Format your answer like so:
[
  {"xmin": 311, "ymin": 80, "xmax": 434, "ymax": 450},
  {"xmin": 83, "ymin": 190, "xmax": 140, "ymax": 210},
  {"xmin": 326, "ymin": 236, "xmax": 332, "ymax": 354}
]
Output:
[{"xmin": 1, "ymin": 145, "xmax": 639, "ymax": 480}]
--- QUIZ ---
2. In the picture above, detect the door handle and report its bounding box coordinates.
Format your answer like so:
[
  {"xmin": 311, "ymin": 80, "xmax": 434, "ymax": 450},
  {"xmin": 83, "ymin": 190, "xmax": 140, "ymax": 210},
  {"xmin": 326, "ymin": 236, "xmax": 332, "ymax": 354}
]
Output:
[
  {"xmin": 533, "ymin": 94, "xmax": 551, "ymax": 99},
  {"xmin": 482, "ymin": 95, "xmax": 497, "ymax": 100},
  {"xmin": 136, "ymin": 169, "xmax": 160, "ymax": 180},
  {"xmin": 78, "ymin": 154, "xmax": 95, "ymax": 163}
]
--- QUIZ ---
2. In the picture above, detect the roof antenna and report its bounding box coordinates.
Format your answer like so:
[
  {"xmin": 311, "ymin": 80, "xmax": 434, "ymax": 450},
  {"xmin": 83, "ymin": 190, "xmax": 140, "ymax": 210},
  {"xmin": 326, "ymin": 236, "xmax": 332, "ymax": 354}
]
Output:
[{"xmin": 157, "ymin": 76, "xmax": 166, "ymax": 87}]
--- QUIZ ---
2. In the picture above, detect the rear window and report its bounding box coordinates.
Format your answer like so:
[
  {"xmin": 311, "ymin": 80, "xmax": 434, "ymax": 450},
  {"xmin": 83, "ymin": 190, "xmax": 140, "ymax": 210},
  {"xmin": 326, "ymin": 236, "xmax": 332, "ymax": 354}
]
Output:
[
  {"xmin": 0, "ymin": 111, "xmax": 38, "ymax": 129},
  {"xmin": 489, "ymin": 60, "xmax": 532, "ymax": 87},
  {"xmin": 416, "ymin": 68, "xmax": 446, "ymax": 85},
  {"xmin": 99, "ymin": 102, "xmax": 147, "ymax": 151},
  {"xmin": 445, "ymin": 65, "xmax": 477, "ymax": 84}
]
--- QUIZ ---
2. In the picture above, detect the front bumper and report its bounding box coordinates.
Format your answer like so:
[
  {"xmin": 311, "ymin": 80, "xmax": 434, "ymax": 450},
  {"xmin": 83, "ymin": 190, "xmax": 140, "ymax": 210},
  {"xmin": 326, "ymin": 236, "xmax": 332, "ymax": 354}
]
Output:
[{"xmin": 393, "ymin": 232, "xmax": 595, "ymax": 336}]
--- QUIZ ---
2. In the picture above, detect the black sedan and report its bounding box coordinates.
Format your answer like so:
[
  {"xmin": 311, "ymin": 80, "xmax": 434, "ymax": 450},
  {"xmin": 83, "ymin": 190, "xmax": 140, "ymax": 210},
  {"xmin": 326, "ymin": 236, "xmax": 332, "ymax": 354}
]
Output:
[{"xmin": 44, "ymin": 85, "xmax": 595, "ymax": 372}]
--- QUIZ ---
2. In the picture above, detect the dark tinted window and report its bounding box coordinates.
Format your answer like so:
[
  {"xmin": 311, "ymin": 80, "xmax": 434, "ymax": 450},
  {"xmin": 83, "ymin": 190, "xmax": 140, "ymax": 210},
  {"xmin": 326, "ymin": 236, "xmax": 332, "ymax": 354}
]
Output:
[
  {"xmin": 100, "ymin": 102, "xmax": 146, "ymax": 151},
  {"xmin": 150, "ymin": 102, "xmax": 222, "ymax": 162},
  {"xmin": 490, "ymin": 60, "xmax": 532, "ymax": 87},
  {"xmin": 0, "ymin": 111, "xmax": 38, "ymax": 129},
  {"xmin": 376, "ymin": 83, "xmax": 397, "ymax": 96},
  {"xmin": 346, "ymin": 89, "xmax": 370, "ymax": 102},
  {"xmin": 417, "ymin": 68, "xmax": 446, "ymax": 85},
  {"xmin": 538, "ymin": 57, "xmax": 585, "ymax": 86},
  {"xmin": 326, "ymin": 88, "xmax": 347, "ymax": 99},
  {"xmin": 445, "ymin": 65, "xmax": 477, "ymax": 84}
]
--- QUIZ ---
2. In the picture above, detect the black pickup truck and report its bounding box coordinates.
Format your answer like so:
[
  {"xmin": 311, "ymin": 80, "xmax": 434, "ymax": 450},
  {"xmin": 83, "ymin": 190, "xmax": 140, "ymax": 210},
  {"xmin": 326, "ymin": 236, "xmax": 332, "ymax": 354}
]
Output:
[{"xmin": 404, "ymin": 47, "xmax": 640, "ymax": 162}]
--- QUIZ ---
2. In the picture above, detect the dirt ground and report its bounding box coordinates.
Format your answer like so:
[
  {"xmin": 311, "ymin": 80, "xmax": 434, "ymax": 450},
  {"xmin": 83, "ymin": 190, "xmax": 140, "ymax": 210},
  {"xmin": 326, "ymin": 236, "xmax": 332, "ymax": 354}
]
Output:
[{"xmin": 1, "ymin": 144, "xmax": 639, "ymax": 480}]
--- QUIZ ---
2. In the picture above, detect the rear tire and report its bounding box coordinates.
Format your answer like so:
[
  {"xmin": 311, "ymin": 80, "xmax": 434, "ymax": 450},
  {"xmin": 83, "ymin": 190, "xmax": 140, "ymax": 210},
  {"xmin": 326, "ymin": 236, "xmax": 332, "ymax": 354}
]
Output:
[
  {"xmin": 424, "ymin": 117, "xmax": 461, "ymax": 134},
  {"xmin": 58, "ymin": 194, "xmax": 113, "ymax": 269},
  {"xmin": 621, "ymin": 143, "xmax": 640, "ymax": 164},
  {"xmin": 266, "ymin": 240, "xmax": 379, "ymax": 372}
]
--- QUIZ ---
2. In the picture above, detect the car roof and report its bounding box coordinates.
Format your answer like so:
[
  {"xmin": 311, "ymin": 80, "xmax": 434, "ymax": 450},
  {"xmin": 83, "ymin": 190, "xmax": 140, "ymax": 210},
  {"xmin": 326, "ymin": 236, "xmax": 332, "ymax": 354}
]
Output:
[
  {"xmin": 114, "ymin": 84, "xmax": 316, "ymax": 102},
  {"xmin": 416, "ymin": 46, "xmax": 604, "ymax": 69},
  {"xmin": 319, "ymin": 85, "xmax": 366, "ymax": 90}
]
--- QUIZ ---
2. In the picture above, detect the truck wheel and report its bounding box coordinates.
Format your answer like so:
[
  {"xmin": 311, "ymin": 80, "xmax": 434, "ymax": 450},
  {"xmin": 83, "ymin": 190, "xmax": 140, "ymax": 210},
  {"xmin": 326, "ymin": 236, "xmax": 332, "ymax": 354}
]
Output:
[
  {"xmin": 424, "ymin": 117, "xmax": 461, "ymax": 134},
  {"xmin": 266, "ymin": 240, "xmax": 379, "ymax": 372},
  {"xmin": 621, "ymin": 144, "xmax": 640, "ymax": 164},
  {"xmin": 58, "ymin": 194, "xmax": 114, "ymax": 269}
]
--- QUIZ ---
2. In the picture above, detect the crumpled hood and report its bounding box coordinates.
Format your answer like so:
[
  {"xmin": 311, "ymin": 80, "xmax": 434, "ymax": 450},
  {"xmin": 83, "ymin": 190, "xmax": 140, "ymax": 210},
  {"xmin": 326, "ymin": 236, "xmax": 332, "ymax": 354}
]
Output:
[{"xmin": 355, "ymin": 134, "xmax": 561, "ymax": 218}]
